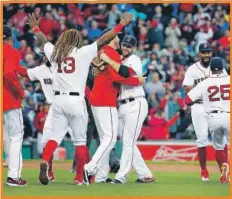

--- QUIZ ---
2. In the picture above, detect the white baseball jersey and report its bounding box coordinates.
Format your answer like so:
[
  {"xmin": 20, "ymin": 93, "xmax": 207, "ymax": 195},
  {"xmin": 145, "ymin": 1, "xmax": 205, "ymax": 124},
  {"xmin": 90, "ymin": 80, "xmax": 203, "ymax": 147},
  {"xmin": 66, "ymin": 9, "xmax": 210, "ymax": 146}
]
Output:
[
  {"xmin": 183, "ymin": 61, "xmax": 228, "ymax": 87},
  {"xmin": 44, "ymin": 42, "xmax": 97, "ymax": 96},
  {"xmin": 27, "ymin": 65, "xmax": 54, "ymax": 104},
  {"xmin": 118, "ymin": 54, "xmax": 145, "ymax": 100},
  {"xmin": 188, "ymin": 74, "xmax": 230, "ymax": 114}
]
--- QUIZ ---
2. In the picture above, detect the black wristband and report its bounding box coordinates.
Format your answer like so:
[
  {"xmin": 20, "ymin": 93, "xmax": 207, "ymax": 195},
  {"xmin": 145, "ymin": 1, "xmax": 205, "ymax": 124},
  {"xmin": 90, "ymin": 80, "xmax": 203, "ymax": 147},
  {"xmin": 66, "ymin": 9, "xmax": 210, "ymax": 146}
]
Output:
[{"xmin": 118, "ymin": 64, "xmax": 129, "ymax": 78}]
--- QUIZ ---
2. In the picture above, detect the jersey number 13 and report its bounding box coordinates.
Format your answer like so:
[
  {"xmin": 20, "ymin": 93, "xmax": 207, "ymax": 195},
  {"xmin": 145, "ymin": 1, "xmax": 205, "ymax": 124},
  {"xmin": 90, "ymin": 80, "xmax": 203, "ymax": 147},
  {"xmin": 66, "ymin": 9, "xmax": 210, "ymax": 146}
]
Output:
[
  {"xmin": 57, "ymin": 57, "xmax": 75, "ymax": 73},
  {"xmin": 207, "ymin": 84, "xmax": 230, "ymax": 102}
]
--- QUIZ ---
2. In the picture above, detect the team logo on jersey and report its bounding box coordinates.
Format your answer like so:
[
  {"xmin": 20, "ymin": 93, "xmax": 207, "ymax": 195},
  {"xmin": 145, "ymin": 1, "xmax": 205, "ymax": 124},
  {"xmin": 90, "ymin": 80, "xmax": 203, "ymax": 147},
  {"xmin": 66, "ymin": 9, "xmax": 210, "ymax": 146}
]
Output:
[
  {"xmin": 43, "ymin": 78, "xmax": 52, "ymax": 85},
  {"xmin": 194, "ymin": 77, "xmax": 206, "ymax": 85}
]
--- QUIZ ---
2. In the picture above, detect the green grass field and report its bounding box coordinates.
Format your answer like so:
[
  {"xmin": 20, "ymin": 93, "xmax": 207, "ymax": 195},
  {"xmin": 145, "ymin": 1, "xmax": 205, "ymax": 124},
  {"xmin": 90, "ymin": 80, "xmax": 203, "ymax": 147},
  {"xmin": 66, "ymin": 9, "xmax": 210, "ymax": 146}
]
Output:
[{"xmin": 3, "ymin": 161, "xmax": 230, "ymax": 196}]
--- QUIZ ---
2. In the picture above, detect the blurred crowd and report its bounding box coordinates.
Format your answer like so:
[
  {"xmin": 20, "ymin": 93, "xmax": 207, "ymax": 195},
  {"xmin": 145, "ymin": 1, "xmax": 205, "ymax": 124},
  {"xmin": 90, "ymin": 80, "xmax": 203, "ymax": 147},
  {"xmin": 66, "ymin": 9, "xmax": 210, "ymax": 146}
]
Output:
[{"xmin": 3, "ymin": 3, "xmax": 230, "ymax": 141}]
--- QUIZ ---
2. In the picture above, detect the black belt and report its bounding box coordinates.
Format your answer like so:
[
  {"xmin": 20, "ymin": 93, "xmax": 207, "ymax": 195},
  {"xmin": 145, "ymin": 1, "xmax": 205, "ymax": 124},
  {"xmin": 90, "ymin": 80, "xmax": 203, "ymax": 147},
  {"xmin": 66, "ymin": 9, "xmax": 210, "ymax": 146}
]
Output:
[
  {"xmin": 211, "ymin": 110, "xmax": 230, "ymax": 114},
  {"xmin": 118, "ymin": 98, "xmax": 135, "ymax": 105},
  {"xmin": 54, "ymin": 91, "xmax": 80, "ymax": 96}
]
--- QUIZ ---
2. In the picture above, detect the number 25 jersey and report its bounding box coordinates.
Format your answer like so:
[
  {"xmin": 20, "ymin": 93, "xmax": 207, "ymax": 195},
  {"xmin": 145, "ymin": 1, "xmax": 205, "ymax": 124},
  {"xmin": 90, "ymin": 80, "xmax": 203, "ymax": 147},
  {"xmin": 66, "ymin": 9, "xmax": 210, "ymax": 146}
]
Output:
[{"xmin": 187, "ymin": 74, "xmax": 230, "ymax": 114}]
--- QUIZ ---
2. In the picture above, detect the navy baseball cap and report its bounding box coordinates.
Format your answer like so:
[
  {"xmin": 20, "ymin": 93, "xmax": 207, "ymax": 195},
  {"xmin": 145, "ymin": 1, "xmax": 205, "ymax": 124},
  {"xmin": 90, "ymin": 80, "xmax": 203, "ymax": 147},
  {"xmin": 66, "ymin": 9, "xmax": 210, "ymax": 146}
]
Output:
[
  {"xmin": 121, "ymin": 35, "xmax": 137, "ymax": 48},
  {"xmin": 199, "ymin": 43, "xmax": 212, "ymax": 52},
  {"xmin": 3, "ymin": 25, "xmax": 12, "ymax": 39},
  {"xmin": 210, "ymin": 57, "xmax": 224, "ymax": 71}
]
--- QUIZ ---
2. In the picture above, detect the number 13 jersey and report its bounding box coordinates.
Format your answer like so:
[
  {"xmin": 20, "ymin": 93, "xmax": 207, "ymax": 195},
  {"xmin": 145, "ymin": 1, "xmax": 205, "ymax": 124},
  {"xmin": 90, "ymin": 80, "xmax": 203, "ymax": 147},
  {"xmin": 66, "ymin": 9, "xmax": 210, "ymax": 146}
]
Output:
[
  {"xmin": 44, "ymin": 42, "xmax": 98, "ymax": 96},
  {"xmin": 187, "ymin": 74, "xmax": 230, "ymax": 114}
]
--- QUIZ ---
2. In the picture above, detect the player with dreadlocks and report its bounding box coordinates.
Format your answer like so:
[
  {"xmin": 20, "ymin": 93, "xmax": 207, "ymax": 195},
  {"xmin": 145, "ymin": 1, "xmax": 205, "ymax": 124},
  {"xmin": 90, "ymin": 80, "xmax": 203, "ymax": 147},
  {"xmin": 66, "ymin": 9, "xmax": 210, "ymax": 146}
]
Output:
[{"xmin": 28, "ymin": 12, "xmax": 134, "ymax": 186}]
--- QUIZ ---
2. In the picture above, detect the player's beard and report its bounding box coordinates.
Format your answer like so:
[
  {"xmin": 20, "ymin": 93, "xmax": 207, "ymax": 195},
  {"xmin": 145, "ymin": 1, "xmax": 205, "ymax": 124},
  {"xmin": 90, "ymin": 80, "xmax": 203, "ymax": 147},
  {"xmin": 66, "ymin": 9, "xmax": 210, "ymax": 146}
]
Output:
[
  {"xmin": 200, "ymin": 57, "xmax": 211, "ymax": 68},
  {"xmin": 122, "ymin": 49, "xmax": 133, "ymax": 58}
]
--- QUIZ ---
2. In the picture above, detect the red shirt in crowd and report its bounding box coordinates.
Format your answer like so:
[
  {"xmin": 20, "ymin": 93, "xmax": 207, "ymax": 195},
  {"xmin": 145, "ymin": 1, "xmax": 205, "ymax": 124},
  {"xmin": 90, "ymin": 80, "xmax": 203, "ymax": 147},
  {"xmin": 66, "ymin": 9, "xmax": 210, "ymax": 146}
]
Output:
[
  {"xmin": 34, "ymin": 111, "xmax": 48, "ymax": 133},
  {"xmin": 144, "ymin": 109, "xmax": 180, "ymax": 140},
  {"xmin": 10, "ymin": 11, "xmax": 27, "ymax": 34},
  {"xmin": 3, "ymin": 43, "xmax": 27, "ymax": 112},
  {"xmin": 90, "ymin": 45, "xmax": 140, "ymax": 107}
]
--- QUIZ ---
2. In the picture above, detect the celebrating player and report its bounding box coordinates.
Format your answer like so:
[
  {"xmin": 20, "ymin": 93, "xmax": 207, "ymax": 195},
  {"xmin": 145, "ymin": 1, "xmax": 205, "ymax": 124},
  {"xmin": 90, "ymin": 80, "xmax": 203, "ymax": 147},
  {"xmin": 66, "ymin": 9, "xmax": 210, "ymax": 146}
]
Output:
[
  {"xmin": 185, "ymin": 57, "xmax": 230, "ymax": 184},
  {"xmin": 28, "ymin": 12, "xmax": 134, "ymax": 185},
  {"xmin": 83, "ymin": 29, "xmax": 146, "ymax": 184},
  {"xmin": 182, "ymin": 43, "xmax": 227, "ymax": 181},
  {"xmin": 99, "ymin": 35, "xmax": 155, "ymax": 184}
]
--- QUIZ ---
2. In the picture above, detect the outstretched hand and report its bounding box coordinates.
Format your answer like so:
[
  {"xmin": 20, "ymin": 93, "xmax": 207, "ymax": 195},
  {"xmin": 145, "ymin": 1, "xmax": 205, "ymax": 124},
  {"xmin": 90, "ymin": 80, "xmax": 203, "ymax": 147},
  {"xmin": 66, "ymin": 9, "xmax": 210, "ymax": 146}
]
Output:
[
  {"xmin": 120, "ymin": 12, "xmax": 134, "ymax": 26},
  {"xmin": 28, "ymin": 13, "xmax": 40, "ymax": 28}
]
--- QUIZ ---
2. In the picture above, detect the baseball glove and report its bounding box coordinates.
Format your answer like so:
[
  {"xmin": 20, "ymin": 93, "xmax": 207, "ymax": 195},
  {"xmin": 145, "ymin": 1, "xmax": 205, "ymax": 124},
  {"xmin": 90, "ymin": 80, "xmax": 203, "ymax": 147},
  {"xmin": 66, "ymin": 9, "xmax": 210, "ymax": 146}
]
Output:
[{"xmin": 91, "ymin": 56, "xmax": 107, "ymax": 71}]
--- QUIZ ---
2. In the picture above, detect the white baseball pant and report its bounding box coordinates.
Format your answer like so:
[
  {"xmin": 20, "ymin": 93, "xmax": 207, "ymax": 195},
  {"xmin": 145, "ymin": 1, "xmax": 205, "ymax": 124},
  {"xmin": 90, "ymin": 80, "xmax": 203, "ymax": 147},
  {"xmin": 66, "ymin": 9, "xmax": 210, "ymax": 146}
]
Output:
[
  {"xmin": 208, "ymin": 112, "xmax": 230, "ymax": 150},
  {"xmin": 4, "ymin": 109, "xmax": 24, "ymax": 179},
  {"xmin": 50, "ymin": 94, "xmax": 88, "ymax": 147},
  {"xmin": 85, "ymin": 106, "xmax": 118, "ymax": 181},
  {"xmin": 41, "ymin": 106, "xmax": 74, "ymax": 149},
  {"xmin": 191, "ymin": 104, "xmax": 209, "ymax": 147},
  {"xmin": 116, "ymin": 97, "xmax": 153, "ymax": 183}
]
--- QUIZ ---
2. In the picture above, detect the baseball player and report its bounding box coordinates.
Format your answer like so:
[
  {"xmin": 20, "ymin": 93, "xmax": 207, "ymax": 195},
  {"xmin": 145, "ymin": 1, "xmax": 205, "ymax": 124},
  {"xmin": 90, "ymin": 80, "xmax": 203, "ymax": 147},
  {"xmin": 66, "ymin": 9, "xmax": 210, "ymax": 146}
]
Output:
[
  {"xmin": 100, "ymin": 35, "xmax": 155, "ymax": 184},
  {"xmin": 182, "ymin": 43, "xmax": 227, "ymax": 181},
  {"xmin": 28, "ymin": 12, "xmax": 134, "ymax": 185},
  {"xmin": 83, "ymin": 29, "xmax": 145, "ymax": 184},
  {"xmin": 185, "ymin": 57, "xmax": 230, "ymax": 184},
  {"xmin": 71, "ymin": 67, "xmax": 120, "ymax": 174},
  {"xmin": 3, "ymin": 25, "xmax": 28, "ymax": 187}
]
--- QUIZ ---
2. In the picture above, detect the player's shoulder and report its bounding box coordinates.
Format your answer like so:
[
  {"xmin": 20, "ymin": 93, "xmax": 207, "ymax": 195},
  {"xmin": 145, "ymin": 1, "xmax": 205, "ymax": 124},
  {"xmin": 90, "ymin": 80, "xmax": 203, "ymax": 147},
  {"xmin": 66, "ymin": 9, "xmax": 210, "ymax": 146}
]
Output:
[
  {"xmin": 129, "ymin": 54, "xmax": 141, "ymax": 62},
  {"xmin": 186, "ymin": 61, "xmax": 200, "ymax": 72},
  {"xmin": 4, "ymin": 44, "xmax": 20, "ymax": 57}
]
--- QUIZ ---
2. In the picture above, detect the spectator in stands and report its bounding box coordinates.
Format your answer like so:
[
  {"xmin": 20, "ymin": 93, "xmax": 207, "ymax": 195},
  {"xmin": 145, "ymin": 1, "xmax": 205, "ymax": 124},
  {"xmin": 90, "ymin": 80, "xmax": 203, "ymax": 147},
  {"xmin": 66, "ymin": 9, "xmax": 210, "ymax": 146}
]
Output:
[{"xmin": 165, "ymin": 18, "xmax": 181, "ymax": 49}]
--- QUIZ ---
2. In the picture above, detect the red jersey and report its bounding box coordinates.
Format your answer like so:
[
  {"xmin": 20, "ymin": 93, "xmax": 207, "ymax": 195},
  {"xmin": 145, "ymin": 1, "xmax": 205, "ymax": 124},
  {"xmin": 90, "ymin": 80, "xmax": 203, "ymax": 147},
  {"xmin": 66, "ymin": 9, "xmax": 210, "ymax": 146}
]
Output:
[
  {"xmin": 90, "ymin": 45, "xmax": 140, "ymax": 107},
  {"xmin": 3, "ymin": 44, "xmax": 25, "ymax": 111}
]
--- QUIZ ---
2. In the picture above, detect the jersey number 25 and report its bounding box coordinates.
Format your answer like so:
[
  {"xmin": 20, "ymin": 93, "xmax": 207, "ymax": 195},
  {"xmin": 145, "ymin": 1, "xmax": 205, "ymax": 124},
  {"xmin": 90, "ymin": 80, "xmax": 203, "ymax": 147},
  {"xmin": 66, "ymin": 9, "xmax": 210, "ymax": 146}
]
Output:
[
  {"xmin": 57, "ymin": 57, "xmax": 75, "ymax": 73},
  {"xmin": 208, "ymin": 84, "xmax": 230, "ymax": 101}
]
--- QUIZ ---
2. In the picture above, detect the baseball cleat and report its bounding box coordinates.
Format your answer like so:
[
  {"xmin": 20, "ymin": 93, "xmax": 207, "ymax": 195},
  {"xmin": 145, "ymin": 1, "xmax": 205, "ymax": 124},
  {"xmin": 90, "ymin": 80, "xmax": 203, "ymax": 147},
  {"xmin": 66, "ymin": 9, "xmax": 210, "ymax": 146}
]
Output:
[
  {"xmin": 96, "ymin": 178, "xmax": 113, "ymax": 183},
  {"xmin": 39, "ymin": 161, "xmax": 49, "ymax": 185},
  {"xmin": 111, "ymin": 179, "xmax": 123, "ymax": 184},
  {"xmin": 48, "ymin": 172, "xmax": 55, "ymax": 182},
  {"xmin": 73, "ymin": 180, "xmax": 87, "ymax": 186},
  {"xmin": 201, "ymin": 169, "xmax": 210, "ymax": 182},
  {"xmin": 83, "ymin": 166, "xmax": 92, "ymax": 185},
  {"xmin": 135, "ymin": 177, "xmax": 155, "ymax": 183},
  {"xmin": 220, "ymin": 163, "xmax": 230, "ymax": 184},
  {"xmin": 6, "ymin": 177, "xmax": 27, "ymax": 187}
]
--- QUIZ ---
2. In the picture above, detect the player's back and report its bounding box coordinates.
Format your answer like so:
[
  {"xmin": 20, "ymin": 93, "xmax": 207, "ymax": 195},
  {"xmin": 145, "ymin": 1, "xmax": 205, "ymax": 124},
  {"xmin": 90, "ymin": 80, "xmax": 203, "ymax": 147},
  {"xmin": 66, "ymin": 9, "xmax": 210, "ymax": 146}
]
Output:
[
  {"xmin": 45, "ymin": 42, "xmax": 97, "ymax": 96},
  {"xmin": 200, "ymin": 74, "xmax": 230, "ymax": 113}
]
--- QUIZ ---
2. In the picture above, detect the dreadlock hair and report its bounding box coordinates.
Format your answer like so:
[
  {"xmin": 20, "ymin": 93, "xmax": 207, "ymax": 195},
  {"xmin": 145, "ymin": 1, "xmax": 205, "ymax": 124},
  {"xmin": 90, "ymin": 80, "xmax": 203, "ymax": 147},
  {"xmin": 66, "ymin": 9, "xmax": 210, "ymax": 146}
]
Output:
[{"xmin": 50, "ymin": 29, "xmax": 84, "ymax": 63}]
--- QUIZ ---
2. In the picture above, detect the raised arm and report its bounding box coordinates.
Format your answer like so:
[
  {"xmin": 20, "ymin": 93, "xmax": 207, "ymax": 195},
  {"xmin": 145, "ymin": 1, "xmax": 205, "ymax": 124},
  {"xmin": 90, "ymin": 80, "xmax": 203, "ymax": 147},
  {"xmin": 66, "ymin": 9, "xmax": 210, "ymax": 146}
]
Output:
[
  {"xmin": 28, "ymin": 13, "xmax": 48, "ymax": 48},
  {"xmin": 96, "ymin": 13, "xmax": 134, "ymax": 51}
]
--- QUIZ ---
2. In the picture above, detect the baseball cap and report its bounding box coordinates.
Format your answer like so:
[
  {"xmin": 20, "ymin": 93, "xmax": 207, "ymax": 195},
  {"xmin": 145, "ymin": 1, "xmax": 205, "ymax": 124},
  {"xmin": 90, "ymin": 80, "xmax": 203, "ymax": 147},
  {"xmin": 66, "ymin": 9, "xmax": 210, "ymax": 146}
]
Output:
[
  {"xmin": 3, "ymin": 25, "xmax": 12, "ymax": 39},
  {"xmin": 121, "ymin": 35, "xmax": 137, "ymax": 48},
  {"xmin": 199, "ymin": 43, "xmax": 212, "ymax": 52},
  {"xmin": 210, "ymin": 57, "xmax": 224, "ymax": 71}
]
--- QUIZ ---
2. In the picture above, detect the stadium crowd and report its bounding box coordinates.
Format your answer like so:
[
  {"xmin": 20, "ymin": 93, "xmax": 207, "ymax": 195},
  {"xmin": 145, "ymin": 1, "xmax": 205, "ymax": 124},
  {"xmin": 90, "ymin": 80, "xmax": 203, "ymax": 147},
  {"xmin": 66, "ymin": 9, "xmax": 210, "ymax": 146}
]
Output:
[{"xmin": 3, "ymin": 3, "xmax": 230, "ymax": 141}]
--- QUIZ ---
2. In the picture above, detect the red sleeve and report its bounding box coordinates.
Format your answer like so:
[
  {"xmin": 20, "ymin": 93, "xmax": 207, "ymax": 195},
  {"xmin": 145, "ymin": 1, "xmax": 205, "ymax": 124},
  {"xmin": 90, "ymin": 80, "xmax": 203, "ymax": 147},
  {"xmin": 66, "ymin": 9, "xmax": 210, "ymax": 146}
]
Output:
[
  {"xmin": 17, "ymin": 66, "xmax": 28, "ymax": 77},
  {"xmin": 4, "ymin": 72, "xmax": 25, "ymax": 99},
  {"xmin": 185, "ymin": 95, "xmax": 194, "ymax": 106},
  {"xmin": 167, "ymin": 114, "xmax": 180, "ymax": 127},
  {"xmin": 109, "ymin": 67, "xmax": 140, "ymax": 86},
  {"xmin": 105, "ymin": 49, "xmax": 140, "ymax": 86},
  {"xmin": 129, "ymin": 67, "xmax": 136, "ymax": 76},
  {"xmin": 4, "ymin": 50, "xmax": 21, "ymax": 74}
]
